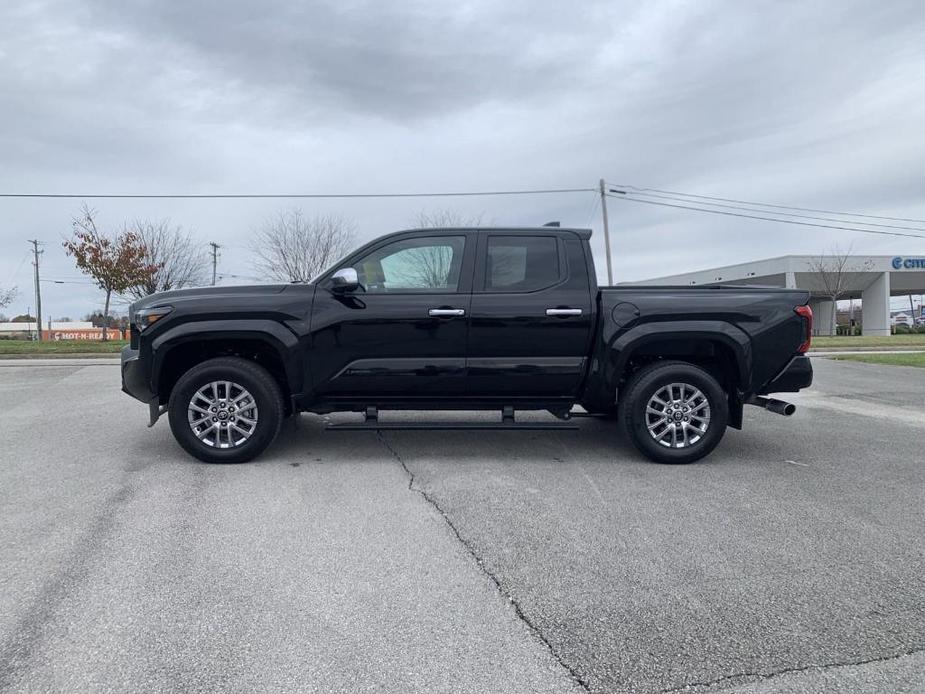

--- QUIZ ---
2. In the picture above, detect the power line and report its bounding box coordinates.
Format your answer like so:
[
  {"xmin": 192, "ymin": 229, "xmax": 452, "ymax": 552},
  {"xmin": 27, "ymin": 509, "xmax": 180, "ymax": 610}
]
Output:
[
  {"xmin": 4, "ymin": 251, "xmax": 30, "ymax": 286},
  {"xmin": 218, "ymin": 273, "xmax": 262, "ymax": 282},
  {"xmin": 0, "ymin": 187, "xmax": 595, "ymax": 200},
  {"xmin": 41, "ymin": 279, "xmax": 96, "ymax": 285},
  {"xmin": 614, "ymin": 189, "xmax": 925, "ymax": 233},
  {"xmin": 611, "ymin": 183, "xmax": 925, "ymax": 225},
  {"xmin": 605, "ymin": 193, "xmax": 925, "ymax": 240},
  {"xmin": 583, "ymin": 191, "xmax": 600, "ymax": 228}
]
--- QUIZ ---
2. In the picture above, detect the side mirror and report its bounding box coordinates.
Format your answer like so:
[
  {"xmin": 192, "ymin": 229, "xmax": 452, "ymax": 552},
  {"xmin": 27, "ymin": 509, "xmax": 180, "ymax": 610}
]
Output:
[{"xmin": 330, "ymin": 267, "xmax": 359, "ymax": 293}]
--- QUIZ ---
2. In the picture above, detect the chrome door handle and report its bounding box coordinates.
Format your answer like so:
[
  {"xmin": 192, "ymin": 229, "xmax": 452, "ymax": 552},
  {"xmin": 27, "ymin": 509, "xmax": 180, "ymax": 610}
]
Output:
[
  {"xmin": 428, "ymin": 308, "xmax": 466, "ymax": 317},
  {"xmin": 546, "ymin": 308, "xmax": 583, "ymax": 316}
]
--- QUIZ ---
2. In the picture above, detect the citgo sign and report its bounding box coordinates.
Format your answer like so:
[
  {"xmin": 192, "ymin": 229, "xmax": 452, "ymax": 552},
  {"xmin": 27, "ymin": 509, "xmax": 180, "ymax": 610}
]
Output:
[{"xmin": 892, "ymin": 257, "xmax": 925, "ymax": 269}]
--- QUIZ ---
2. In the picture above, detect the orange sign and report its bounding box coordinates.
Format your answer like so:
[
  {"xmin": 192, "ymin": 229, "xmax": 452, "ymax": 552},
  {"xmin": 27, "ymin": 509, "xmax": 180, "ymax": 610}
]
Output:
[{"xmin": 42, "ymin": 329, "xmax": 127, "ymax": 341}]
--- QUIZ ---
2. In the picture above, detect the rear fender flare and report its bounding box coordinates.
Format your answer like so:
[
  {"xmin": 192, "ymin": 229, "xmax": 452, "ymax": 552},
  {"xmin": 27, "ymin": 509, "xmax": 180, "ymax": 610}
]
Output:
[{"xmin": 606, "ymin": 321, "xmax": 752, "ymax": 396}]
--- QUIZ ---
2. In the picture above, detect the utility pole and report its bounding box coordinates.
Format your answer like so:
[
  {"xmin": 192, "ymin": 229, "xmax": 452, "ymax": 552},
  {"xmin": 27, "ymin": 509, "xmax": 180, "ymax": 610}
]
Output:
[
  {"xmin": 28, "ymin": 240, "xmax": 43, "ymax": 341},
  {"xmin": 599, "ymin": 179, "xmax": 613, "ymax": 285},
  {"xmin": 209, "ymin": 242, "xmax": 221, "ymax": 285},
  {"xmin": 849, "ymin": 297, "xmax": 855, "ymax": 336}
]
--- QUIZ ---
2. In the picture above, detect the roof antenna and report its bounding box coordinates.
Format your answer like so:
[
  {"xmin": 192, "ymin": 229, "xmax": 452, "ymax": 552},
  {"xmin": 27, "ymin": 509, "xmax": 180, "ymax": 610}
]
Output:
[{"xmin": 542, "ymin": 221, "xmax": 560, "ymax": 227}]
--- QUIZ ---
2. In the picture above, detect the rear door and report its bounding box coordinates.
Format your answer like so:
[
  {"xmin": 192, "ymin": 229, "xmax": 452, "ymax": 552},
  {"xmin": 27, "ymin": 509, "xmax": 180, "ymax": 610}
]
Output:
[{"xmin": 466, "ymin": 232, "xmax": 593, "ymax": 397}]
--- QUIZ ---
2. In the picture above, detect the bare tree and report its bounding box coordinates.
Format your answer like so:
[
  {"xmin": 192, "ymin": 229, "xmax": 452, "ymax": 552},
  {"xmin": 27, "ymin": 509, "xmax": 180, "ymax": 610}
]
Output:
[
  {"xmin": 806, "ymin": 245, "xmax": 873, "ymax": 336},
  {"xmin": 367, "ymin": 210, "xmax": 487, "ymax": 290},
  {"xmin": 0, "ymin": 285, "xmax": 16, "ymax": 310},
  {"xmin": 125, "ymin": 220, "xmax": 208, "ymax": 299},
  {"xmin": 412, "ymin": 209, "xmax": 485, "ymax": 229},
  {"xmin": 250, "ymin": 210, "xmax": 356, "ymax": 283},
  {"xmin": 388, "ymin": 244, "xmax": 458, "ymax": 289}
]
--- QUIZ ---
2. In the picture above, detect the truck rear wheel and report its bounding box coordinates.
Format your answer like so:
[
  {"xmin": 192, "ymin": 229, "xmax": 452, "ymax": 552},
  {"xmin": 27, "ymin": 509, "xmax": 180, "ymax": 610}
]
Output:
[
  {"xmin": 621, "ymin": 361, "xmax": 728, "ymax": 464},
  {"xmin": 167, "ymin": 357, "xmax": 284, "ymax": 464}
]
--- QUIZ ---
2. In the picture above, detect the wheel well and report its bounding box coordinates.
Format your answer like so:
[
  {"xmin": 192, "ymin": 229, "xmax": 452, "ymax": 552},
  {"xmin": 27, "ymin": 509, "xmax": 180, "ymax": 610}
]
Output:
[
  {"xmin": 157, "ymin": 339, "xmax": 292, "ymax": 414},
  {"xmin": 621, "ymin": 338, "xmax": 740, "ymax": 393}
]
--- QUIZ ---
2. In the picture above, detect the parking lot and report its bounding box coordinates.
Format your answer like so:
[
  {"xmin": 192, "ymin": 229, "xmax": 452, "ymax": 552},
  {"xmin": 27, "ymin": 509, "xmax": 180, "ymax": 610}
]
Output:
[{"xmin": 0, "ymin": 358, "xmax": 923, "ymax": 693}]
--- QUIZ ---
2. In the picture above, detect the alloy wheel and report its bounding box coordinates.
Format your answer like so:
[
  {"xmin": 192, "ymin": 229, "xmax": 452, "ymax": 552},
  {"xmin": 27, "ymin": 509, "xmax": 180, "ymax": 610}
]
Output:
[
  {"xmin": 644, "ymin": 382, "xmax": 711, "ymax": 449},
  {"xmin": 187, "ymin": 380, "xmax": 259, "ymax": 448}
]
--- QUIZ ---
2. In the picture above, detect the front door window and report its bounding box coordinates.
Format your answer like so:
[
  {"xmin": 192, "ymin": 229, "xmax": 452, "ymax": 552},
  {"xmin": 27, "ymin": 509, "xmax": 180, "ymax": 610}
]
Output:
[{"xmin": 356, "ymin": 236, "xmax": 466, "ymax": 293}]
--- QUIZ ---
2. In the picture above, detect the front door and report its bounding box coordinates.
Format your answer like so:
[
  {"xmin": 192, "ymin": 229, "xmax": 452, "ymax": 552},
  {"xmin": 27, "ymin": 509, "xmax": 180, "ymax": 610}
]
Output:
[
  {"xmin": 308, "ymin": 232, "xmax": 475, "ymax": 399},
  {"xmin": 466, "ymin": 233, "xmax": 593, "ymax": 398}
]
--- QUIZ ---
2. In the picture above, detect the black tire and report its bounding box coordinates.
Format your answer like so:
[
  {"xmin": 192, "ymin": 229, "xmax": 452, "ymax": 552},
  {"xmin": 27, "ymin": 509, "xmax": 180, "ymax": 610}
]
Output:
[
  {"xmin": 620, "ymin": 360, "xmax": 728, "ymax": 464},
  {"xmin": 167, "ymin": 357, "xmax": 284, "ymax": 464}
]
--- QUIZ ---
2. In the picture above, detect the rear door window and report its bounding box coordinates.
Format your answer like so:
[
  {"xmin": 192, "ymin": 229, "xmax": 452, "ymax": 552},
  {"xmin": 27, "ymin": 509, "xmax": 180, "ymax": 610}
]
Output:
[{"xmin": 485, "ymin": 236, "xmax": 560, "ymax": 292}]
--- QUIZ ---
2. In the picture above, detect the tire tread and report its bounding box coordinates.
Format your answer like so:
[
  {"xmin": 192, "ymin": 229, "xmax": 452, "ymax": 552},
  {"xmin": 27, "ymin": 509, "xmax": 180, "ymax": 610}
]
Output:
[
  {"xmin": 621, "ymin": 360, "xmax": 728, "ymax": 464},
  {"xmin": 167, "ymin": 357, "xmax": 284, "ymax": 463}
]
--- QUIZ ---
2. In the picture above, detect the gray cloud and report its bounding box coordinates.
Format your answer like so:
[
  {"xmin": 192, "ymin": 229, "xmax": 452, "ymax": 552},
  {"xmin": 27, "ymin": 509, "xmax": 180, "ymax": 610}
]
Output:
[
  {"xmin": 1, "ymin": 0, "xmax": 925, "ymax": 319},
  {"xmin": 83, "ymin": 0, "xmax": 611, "ymax": 120}
]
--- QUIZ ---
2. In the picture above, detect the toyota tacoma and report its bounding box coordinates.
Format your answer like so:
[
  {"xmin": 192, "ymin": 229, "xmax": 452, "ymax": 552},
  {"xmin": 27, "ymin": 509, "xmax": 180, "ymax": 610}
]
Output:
[{"xmin": 122, "ymin": 226, "xmax": 813, "ymax": 464}]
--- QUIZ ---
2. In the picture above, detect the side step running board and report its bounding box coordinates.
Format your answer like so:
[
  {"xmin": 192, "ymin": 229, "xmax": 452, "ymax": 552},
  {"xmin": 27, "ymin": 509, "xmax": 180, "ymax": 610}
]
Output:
[
  {"xmin": 325, "ymin": 405, "xmax": 578, "ymax": 431},
  {"xmin": 326, "ymin": 421, "xmax": 579, "ymax": 431}
]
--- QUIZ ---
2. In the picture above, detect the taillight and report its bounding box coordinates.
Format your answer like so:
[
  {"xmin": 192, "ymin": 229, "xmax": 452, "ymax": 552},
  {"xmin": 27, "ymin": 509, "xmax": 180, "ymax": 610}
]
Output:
[{"xmin": 795, "ymin": 305, "xmax": 813, "ymax": 353}]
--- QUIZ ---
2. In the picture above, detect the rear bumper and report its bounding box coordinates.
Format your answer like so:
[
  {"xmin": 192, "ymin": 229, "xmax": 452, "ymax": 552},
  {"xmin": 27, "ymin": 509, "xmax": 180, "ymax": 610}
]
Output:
[
  {"xmin": 121, "ymin": 345, "xmax": 156, "ymax": 403},
  {"xmin": 760, "ymin": 355, "xmax": 813, "ymax": 394}
]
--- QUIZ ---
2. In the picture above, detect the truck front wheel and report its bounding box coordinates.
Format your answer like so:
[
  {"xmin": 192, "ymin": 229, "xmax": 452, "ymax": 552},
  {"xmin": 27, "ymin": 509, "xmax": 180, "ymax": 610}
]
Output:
[
  {"xmin": 621, "ymin": 361, "xmax": 728, "ymax": 464},
  {"xmin": 167, "ymin": 357, "xmax": 284, "ymax": 464}
]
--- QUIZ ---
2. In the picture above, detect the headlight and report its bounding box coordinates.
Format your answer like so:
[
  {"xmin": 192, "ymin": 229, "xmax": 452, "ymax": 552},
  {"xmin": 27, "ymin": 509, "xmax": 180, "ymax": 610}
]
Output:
[{"xmin": 135, "ymin": 306, "xmax": 173, "ymax": 331}]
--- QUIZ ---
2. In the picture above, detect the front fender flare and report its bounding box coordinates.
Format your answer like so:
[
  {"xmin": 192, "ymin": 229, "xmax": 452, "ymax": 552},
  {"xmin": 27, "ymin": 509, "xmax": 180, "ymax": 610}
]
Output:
[{"xmin": 150, "ymin": 319, "xmax": 302, "ymax": 397}]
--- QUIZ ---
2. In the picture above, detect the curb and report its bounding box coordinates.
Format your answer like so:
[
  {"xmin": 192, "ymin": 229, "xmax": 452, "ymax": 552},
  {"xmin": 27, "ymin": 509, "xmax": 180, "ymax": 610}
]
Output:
[
  {"xmin": 0, "ymin": 358, "xmax": 120, "ymax": 367},
  {"xmin": 809, "ymin": 350, "xmax": 925, "ymax": 356}
]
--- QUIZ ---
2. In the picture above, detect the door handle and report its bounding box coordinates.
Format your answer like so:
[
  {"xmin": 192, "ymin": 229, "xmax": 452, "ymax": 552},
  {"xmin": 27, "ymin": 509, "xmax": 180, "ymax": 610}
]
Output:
[
  {"xmin": 546, "ymin": 308, "xmax": 583, "ymax": 316},
  {"xmin": 428, "ymin": 308, "xmax": 466, "ymax": 317}
]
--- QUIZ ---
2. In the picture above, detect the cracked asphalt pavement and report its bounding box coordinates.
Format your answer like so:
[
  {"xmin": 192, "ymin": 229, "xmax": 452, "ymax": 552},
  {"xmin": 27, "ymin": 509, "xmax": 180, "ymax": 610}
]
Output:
[{"xmin": 0, "ymin": 359, "xmax": 923, "ymax": 693}]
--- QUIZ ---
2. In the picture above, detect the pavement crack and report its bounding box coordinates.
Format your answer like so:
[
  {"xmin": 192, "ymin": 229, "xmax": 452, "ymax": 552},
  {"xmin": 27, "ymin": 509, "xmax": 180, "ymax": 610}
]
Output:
[
  {"xmin": 0, "ymin": 482, "xmax": 135, "ymax": 689},
  {"xmin": 376, "ymin": 431, "xmax": 592, "ymax": 693},
  {"xmin": 658, "ymin": 645, "xmax": 925, "ymax": 693}
]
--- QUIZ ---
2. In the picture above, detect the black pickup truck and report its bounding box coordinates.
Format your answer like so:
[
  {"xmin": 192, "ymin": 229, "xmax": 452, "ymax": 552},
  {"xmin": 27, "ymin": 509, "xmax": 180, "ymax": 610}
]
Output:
[{"xmin": 122, "ymin": 226, "xmax": 813, "ymax": 464}]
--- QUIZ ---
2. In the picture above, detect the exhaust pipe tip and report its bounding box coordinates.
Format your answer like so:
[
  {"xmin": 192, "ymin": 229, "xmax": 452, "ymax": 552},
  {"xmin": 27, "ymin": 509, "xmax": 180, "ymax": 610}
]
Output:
[
  {"xmin": 772, "ymin": 401, "xmax": 796, "ymax": 416},
  {"xmin": 747, "ymin": 396, "xmax": 796, "ymax": 416}
]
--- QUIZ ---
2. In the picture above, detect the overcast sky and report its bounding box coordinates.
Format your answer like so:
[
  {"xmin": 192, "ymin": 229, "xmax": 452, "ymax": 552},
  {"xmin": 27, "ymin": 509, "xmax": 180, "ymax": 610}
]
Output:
[{"xmin": 2, "ymin": 0, "xmax": 925, "ymax": 319}]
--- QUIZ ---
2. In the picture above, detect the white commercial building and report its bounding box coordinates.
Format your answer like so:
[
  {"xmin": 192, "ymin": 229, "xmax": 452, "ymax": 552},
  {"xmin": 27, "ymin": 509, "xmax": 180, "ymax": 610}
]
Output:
[
  {"xmin": 0, "ymin": 321, "xmax": 94, "ymax": 334},
  {"xmin": 629, "ymin": 255, "xmax": 925, "ymax": 336}
]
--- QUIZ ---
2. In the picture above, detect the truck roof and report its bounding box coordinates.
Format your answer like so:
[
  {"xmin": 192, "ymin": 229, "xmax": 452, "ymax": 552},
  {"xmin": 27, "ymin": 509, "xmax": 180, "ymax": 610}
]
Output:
[{"xmin": 400, "ymin": 226, "xmax": 593, "ymax": 240}]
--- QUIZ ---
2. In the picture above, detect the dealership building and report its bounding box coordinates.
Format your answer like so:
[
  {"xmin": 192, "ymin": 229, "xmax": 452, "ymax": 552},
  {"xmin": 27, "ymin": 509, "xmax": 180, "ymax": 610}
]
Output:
[{"xmin": 630, "ymin": 255, "xmax": 925, "ymax": 336}]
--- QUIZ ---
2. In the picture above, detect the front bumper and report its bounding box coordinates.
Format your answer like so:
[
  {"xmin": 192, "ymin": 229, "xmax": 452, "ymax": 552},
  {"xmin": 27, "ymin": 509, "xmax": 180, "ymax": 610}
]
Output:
[
  {"xmin": 760, "ymin": 355, "xmax": 813, "ymax": 394},
  {"xmin": 121, "ymin": 345, "xmax": 155, "ymax": 403}
]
